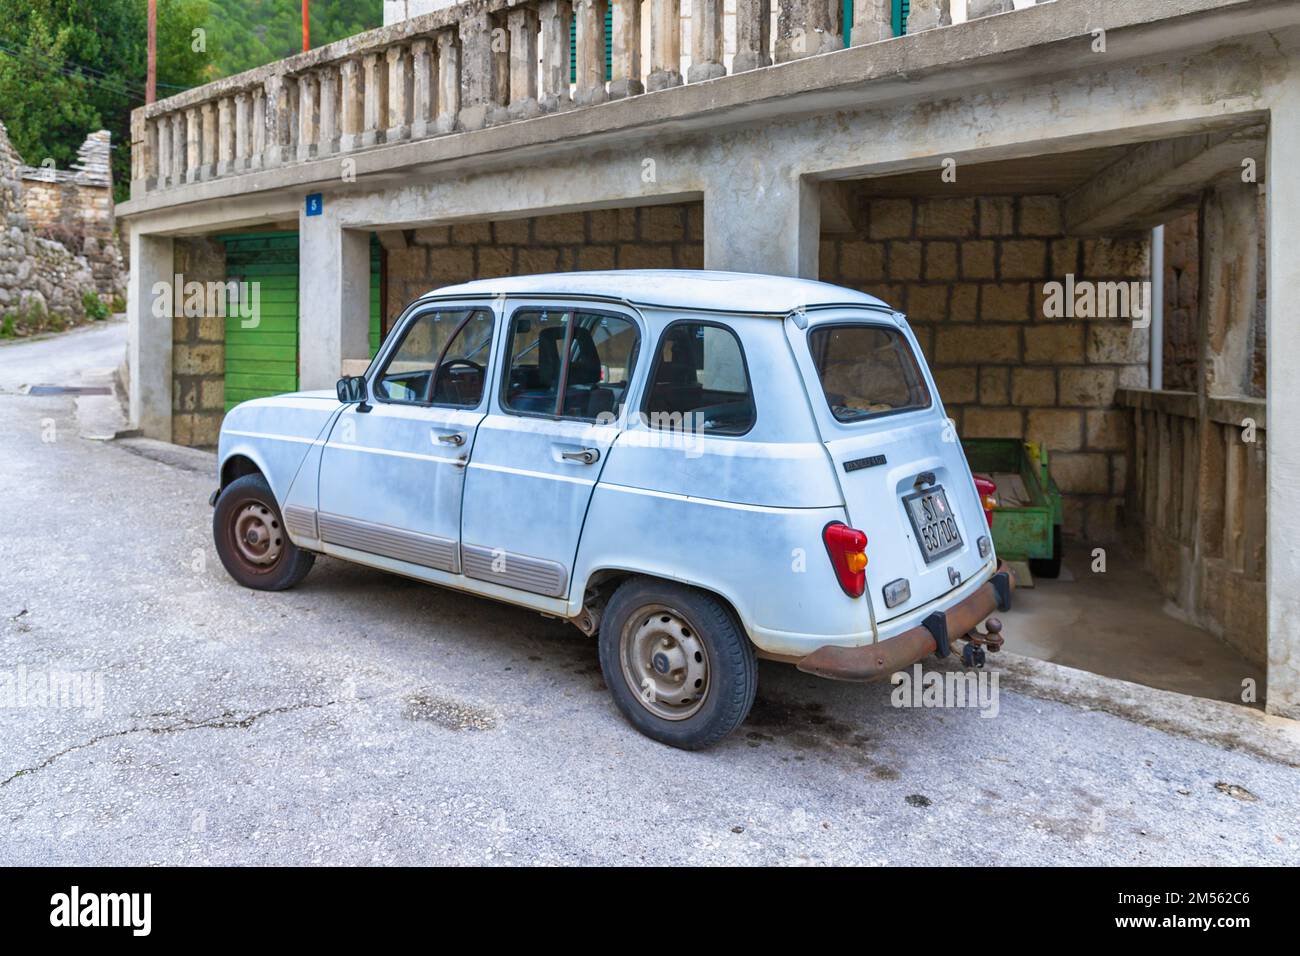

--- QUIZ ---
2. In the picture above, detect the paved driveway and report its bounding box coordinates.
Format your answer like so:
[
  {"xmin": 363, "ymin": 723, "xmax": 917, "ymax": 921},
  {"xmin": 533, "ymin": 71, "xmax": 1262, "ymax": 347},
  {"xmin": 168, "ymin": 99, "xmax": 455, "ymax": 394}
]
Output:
[{"xmin": 1, "ymin": 326, "xmax": 1297, "ymax": 865}]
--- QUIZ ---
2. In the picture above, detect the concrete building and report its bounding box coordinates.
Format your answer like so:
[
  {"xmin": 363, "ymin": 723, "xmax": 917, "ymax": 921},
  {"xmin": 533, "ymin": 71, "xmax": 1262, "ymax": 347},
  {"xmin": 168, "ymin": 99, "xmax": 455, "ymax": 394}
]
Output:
[{"xmin": 117, "ymin": 0, "xmax": 1299, "ymax": 717}]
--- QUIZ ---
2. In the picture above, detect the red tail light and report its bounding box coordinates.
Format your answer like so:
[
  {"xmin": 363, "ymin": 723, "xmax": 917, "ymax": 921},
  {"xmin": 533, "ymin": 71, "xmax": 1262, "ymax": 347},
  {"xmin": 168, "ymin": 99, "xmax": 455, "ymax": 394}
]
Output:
[
  {"xmin": 973, "ymin": 476, "xmax": 998, "ymax": 528},
  {"xmin": 823, "ymin": 522, "xmax": 868, "ymax": 597}
]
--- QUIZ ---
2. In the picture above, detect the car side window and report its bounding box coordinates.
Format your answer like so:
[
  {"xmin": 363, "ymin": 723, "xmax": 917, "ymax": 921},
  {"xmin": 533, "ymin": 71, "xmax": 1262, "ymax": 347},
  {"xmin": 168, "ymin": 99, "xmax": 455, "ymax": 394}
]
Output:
[
  {"xmin": 373, "ymin": 307, "xmax": 494, "ymax": 407},
  {"xmin": 643, "ymin": 322, "xmax": 755, "ymax": 435},
  {"xmin": 502, "ymin": 308, "xmax": 640, "ymax": 420}
]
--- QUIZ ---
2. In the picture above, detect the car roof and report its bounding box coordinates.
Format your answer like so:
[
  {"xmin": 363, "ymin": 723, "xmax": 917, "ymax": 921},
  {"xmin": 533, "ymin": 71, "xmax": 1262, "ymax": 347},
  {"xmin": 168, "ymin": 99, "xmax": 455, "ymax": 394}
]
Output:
[{"xmin": 419, "ymin": 270, "xmax": 894, "ymax": 315}]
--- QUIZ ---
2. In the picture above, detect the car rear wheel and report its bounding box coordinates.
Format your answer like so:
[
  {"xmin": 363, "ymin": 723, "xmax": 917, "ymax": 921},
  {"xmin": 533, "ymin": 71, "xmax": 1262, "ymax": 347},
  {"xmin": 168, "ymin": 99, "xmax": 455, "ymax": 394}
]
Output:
[
  {"xmin": 213, "ymin": 474, "xmax": 315, "ymax": 591},
  {"xmin": 598, "ymin": 578, "xmax": 757, "ymax": 750}
]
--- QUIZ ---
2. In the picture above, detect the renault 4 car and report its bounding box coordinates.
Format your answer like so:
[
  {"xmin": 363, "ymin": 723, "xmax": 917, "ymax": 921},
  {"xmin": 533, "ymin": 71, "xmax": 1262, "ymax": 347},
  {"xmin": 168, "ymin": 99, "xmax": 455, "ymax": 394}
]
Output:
[{"xmin": 212, "ymin": 271, "xmax": 1014, "ymax": 749}]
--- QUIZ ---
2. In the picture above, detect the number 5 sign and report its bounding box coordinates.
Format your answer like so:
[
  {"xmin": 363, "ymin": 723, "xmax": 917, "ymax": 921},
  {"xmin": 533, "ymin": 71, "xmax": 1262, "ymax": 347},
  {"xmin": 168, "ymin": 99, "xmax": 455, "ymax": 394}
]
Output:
[{"xmin": 305, "ymin": 192, "xmax": 323, "ymax": 217}]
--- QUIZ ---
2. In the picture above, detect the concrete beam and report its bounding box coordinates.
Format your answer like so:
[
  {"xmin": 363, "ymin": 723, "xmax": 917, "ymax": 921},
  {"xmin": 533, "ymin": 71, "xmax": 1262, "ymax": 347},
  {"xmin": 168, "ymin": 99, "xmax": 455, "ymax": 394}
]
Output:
[
  {"xmin": 704, "ymin": 169, "xmax": 819, "ymax": 278},
  {"xmin": 376, "ymin": 228, "xmax": 410, "ymax": 251},
  {"xmin": 1063, "ymin": 126, "xmax": 1266, "ymax": 235},
  {"xmin": 126, "ymin": 232, "xmax": 175, "ymax": 441},
  {"xmin": 299, "ymin": 214, "xmax": 372, "ymax": 390}
]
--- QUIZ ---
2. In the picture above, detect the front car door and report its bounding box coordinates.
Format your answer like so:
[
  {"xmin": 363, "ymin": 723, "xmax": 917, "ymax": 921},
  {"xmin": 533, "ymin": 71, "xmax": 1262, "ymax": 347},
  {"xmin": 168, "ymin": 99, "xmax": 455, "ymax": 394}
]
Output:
[
  {"xmin": 459, "ymin": 300, "xmax": 643, "ymax": 598},
  {"xmin": 316, "ymin": 300, "xmax": 497, "ymax": 574}
]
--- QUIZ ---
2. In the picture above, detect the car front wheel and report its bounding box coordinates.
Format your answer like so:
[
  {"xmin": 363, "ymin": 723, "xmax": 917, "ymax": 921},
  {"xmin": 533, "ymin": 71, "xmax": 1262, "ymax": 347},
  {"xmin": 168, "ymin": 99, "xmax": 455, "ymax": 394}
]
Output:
[
  {"xmin": 598, "ymin": 578, "xmax": 758, "ymax": 750},
  {"xmin": 213, "ymin": 473, "xmax": 315, "ymax": 591}
]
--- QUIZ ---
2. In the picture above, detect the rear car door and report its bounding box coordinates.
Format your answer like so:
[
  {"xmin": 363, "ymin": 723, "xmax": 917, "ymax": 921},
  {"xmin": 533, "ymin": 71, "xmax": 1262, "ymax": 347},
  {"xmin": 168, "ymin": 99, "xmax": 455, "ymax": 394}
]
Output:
[
  {"xmin": 316, "ymin": 301, "xmax": 497, "ymax": 573},
  {"xmin": 786, "ymin": 308, "xmax": 993, "ymax": 624},
  {"xmin": 459, "ymin": 300, "xmax": 643, "ymax": 598}
]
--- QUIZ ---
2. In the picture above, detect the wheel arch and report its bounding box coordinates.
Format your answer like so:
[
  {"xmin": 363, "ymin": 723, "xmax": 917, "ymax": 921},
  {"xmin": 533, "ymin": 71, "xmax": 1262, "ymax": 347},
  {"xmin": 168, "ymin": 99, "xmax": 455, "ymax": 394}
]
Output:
[
  {"xmin": 220, "ymin": 452, "xmax": 265, "ymax": 489},
  {"xmin": 579, "ymin": 567, "xmax": 751, "ymax": 644}
]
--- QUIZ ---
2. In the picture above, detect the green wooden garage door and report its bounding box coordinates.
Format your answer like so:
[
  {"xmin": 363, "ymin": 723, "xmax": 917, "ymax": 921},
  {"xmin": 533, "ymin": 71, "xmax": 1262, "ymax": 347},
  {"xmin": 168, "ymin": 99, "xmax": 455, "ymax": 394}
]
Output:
[
  {"xmin": 221, "ymin": 232, "xmax": 384, "ymax": 412},
  {"xmin": 222, "ymin": 232, "xmax": 299, "ymax": 412}
]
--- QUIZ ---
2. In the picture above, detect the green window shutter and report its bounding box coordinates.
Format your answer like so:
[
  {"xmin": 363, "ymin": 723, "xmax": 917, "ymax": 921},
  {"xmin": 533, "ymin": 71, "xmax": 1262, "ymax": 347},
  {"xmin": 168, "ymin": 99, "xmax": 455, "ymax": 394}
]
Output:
[
  {"xmin": 220, "ymin": 231, "xmax": 300, "ymax": 411},
  {"xmin": 846, "ymin": 0, "xmax": 909, "ymax": 44},
  {"xmin": 569, "ymin": 7, "xmax": 613, "ymax": 84}
]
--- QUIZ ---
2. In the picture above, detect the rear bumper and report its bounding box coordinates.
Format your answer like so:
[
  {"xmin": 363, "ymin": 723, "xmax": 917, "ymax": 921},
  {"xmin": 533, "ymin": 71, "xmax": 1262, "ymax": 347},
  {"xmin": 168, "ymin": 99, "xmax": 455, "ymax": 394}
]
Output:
[{"xmin": 795, "ymin": 562, "xmax": 1015, "ymax": 681}]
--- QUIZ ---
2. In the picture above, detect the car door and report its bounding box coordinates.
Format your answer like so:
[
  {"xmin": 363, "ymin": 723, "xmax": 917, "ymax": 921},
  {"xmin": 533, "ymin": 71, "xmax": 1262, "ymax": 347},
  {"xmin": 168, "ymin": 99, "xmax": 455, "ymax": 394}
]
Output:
[
  {"xmin": 316, "ymin": 301, "xmax": 498, "ymax": 574},
  {"xmin": 459, "ymin": 300, "xmax": 643, "ymax": 598}
]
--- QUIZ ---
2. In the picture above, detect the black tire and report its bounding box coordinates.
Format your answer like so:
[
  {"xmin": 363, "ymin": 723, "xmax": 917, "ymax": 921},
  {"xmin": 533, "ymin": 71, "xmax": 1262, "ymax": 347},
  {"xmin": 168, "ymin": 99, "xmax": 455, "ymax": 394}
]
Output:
[
  {"xmin": 213, "ymin": 473, "xmax": 315, "ymax": 591},
  {"xmin": 598, "ymin": 577, "xmax": 758, "ymax": 750},
  {"xmin": 1028, "ymin": 524, "xmax": 1063, "ymax": 579}
]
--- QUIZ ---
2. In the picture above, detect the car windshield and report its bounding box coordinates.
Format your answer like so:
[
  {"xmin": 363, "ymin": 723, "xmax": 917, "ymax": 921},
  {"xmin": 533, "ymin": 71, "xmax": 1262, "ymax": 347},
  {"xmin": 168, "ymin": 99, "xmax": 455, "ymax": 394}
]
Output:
[{"xmin": 808, "ymin": 323, "xmax": 931, "ymax": 422}]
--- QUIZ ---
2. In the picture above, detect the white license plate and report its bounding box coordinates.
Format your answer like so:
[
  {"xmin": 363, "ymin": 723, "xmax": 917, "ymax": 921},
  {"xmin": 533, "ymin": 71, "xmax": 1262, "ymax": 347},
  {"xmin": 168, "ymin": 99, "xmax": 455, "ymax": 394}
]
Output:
[{"xmin": 903, "ymin": 486, "xmax": 963, "ymax": 563}]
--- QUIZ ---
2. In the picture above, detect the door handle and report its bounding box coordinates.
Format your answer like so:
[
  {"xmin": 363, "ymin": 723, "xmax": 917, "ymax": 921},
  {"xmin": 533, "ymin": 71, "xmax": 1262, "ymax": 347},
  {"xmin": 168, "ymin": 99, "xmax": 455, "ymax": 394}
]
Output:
[
  {"xmin": 561, "ymin": 448, "xmax": 600, "ymax": 465},
  {"xmin": 436, "ymin": 431, "xmax": 466, "ymax": 447}
]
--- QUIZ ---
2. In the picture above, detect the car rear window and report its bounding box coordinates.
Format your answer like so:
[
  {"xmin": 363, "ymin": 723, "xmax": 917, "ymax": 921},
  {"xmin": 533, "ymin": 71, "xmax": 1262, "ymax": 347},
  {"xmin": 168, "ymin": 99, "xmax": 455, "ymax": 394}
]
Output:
[{"xmin": 807, "ymin": 324, "xmax": 931, "ymax": 422}]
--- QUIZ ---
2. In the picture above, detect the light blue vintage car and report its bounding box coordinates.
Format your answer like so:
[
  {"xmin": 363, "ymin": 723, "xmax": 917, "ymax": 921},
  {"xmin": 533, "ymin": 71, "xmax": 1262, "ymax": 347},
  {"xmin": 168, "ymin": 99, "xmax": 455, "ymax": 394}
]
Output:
[{"xmin": 212, "ymin": 271, "xmax": 1013, "ymax": 748}]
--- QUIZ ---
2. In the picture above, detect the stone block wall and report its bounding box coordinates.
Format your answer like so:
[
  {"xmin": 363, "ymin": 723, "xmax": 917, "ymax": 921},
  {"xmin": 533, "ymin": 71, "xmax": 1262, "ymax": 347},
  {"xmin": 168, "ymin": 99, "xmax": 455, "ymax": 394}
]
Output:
[
  {"xmin": 171, "ymin": 238, "xmax": 227, "ymax": 448},
  {"xmin": 19, "ymin": 130, "xmax": 124, "ymax": 302},
  {"xmin": 384, "ymin": 203, "xmax": 704, "ymax": 323},
  {"xmin": 820, "ymin": 194, "xmax": 1151, "ymax": 543}
]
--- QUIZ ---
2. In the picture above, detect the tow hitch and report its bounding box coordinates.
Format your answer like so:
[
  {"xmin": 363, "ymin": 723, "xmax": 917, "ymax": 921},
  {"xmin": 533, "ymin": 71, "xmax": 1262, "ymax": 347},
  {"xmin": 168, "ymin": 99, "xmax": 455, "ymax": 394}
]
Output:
[{"xmin": 959, "ymin": 616, "xmax": 1004, "ymax": 668}]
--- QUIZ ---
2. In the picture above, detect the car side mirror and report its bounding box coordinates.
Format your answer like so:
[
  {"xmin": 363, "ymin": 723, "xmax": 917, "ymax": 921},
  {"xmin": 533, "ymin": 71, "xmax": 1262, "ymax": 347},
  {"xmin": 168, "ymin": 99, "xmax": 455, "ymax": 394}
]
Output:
[{"xmin": 336, "ymin": 375, "xmax": 371, "ymax": 411}]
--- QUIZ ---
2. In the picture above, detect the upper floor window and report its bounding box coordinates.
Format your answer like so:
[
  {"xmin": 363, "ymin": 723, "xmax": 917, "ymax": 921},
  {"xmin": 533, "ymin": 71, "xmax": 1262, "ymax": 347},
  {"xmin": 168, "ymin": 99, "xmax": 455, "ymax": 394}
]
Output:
[
  {"xmin": 502, "ymin": 308, "xmax": 640, "ymax": 420},
  {"xmin": 373, "ymin": 307, "xmax": 494, "ymax": 407},
  {"xmin": 643, "ymin": 321, "xmax": 755, "ymax": 435}
]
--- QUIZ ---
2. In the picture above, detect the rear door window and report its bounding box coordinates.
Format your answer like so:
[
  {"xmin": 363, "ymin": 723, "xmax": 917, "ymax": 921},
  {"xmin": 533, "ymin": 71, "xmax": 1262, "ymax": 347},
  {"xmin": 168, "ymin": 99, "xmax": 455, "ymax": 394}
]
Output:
[
  {"xmin": 502, "ymin": 308, "xmax": 640, "ymax": 420},
  {"xmin": 807, "ymin": 324, "xmax": 931, "ymax": 422},
  {"xmin": 643, "ymin": 322, "xmax": 755, "ymax": 435}
]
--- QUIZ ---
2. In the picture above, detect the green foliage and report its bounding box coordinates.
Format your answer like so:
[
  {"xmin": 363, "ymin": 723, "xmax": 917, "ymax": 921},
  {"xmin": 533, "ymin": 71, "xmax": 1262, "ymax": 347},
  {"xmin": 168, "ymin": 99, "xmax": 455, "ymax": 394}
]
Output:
[
  {"xmin": 205, "ymin": 2, "xmax": 381, "ymax": 77},
  {"xmin": 0, "ymin": 0, "xmax": 211, "ymax": 201},
  {"xmin": 0, "ymin": 2, "xmax": 379, "ymax": 203},
  {"xmin": 0, "ymin": 313, "xmax": 15, "ymax": 338},
  {"xmin": 82, "ymin": 290, "xmax": 110, "ymax": 320}
]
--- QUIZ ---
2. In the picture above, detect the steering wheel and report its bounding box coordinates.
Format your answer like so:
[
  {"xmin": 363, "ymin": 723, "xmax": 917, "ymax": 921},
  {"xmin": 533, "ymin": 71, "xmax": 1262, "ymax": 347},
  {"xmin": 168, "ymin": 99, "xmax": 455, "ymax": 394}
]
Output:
[{"xmin": 426, "ymin": 358, "xmax": 484, "ymax": 402}]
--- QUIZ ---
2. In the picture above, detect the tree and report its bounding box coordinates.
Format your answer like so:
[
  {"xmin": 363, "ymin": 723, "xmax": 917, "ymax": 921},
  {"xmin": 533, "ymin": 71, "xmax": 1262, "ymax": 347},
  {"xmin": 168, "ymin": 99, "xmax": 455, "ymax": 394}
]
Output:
[{"xmin": 0, "ymin": 0, "xmax": 211, "ymax": 201}]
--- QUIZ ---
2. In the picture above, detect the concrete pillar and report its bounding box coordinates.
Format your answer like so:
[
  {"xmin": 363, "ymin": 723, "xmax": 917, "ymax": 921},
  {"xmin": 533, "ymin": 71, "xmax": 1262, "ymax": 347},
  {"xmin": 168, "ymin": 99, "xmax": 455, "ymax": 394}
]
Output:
[
  {"xmin": 1199, "ymin": 184, "xmax": 1259, "ymax": 398},
  {"xmin": 234, "ymin": 92, "xmax": 250, "ymax": 170},
  {"xmin": 1265, "ymin": 82, "xmax": 1300, "ymax": 716},
  {"xmin": 170, "ymin": 114, "xmax": 186, "ymax": 185},
  {"xmin": 200, "ymin": 103, "xmax": 217, "ymax": 179},
  {"xmin": 318, "ymin": 66, "xmax": 340, "ymax": 155},
  {"xmin": 575, "ymin": 0, "xmax": 609, "ymax": 105},
  {"xmin": 733, "ymin": 0, "xmax": 772, "ymax": 73},
  {"xmin": 217, "ymin": 98, "xmax": 235, "ymax": 175},
  {"xmin": 386, "ymin": 45, "xmax": 413, "ymax": 141},
  {"xmin": 299, "ymin": 216, "xmax": 372, "ymax": 390},
  {"xmin": 298, "ymin": 72, "xmax": 319, "ymax": 162},
  {"xmin": 362, "ymin": 52, "xmax": 388, "ymax": 147},
  {"xmin": 411, "ymin": 39, "xmax": 435, "ymax": 137},
  {"xmin": 647, "ymin": 0, "xmax": 682, "ymax": 91},
  {"xmin": 507, "ymin": 9, "xmax": 540, "ymax": 118},
  {"xmin": 704, "ymin": 167, "xmax": 819, "ymax": 277},
  {"xmin": 776, "ymin": 0, "xmax": 841, "ymax": 62},
  {"xmin": 156, "ymin": 117, "xmax": 172, "ymax": 189},
  {"xmin": 127, "ymin": 231, "xmax": 175, "ymax": 441},
  {"xmin": 458, "ymin": 12, "xmax": 496, "ymax": 130},
  {"xmin": 852, "ymin": 0, "xmax": 892, "ymax": 44},
  {"xmin": 340, "ymin": 59, "xmax": 364, "ymax": 151},
  {"xmin": 184, "ymin": 108, "xmax": 201, "ymax": 183},
  {"xmin": 263, "ymin": 74, "xmax": 295, "ymax": 166},
  {"xmin": 608, "ymin": 0, "xmax": 643, "ymax": 99},
  {"xmin": 539, "ymin": 1, "xmax": 572, "ymax": 111},
  {"xmin": 966, "ymin": 0, "xmax": 1012, "ymax": 18},
  {"xmin": 251, "ymin": 88, "xmax": 266, "ymax": 169},
  {"xmin": 435, "ymin": 31, "xmax": 460, "ymax": 133},
  {"xmin": 689, "ymin": 0, "xmax": 726, "ymax": 83},
  {"xmin": 906, "ymin": 0, "xmax": 951, "ymax": 32}
]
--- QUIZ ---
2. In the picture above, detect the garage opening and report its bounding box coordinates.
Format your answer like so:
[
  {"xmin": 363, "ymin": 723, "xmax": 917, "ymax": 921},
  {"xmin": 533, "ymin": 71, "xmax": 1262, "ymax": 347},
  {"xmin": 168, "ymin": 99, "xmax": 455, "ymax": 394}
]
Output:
[{"xmin": 818, "ymin": 125, "xmax": 1267, "ymax": 706}]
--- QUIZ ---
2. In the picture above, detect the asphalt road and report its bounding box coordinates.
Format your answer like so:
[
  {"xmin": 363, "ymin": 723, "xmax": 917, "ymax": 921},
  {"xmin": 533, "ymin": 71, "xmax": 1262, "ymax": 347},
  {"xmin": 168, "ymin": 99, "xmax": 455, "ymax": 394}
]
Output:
[{"xmin": 1, "ymin": 324, "xmax": 1298, "ymax": 865}]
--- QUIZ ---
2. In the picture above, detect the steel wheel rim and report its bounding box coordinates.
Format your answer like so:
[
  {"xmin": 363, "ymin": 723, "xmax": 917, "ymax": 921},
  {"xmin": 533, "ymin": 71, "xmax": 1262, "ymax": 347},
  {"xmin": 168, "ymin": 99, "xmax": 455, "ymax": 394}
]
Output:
[
  {"xmin": 620, "ymin": 604, "xmax": 710, "ymax": 721},
  {"xmin": 231, "ymin": 502, "xmax": 283, "ymax": 570}
]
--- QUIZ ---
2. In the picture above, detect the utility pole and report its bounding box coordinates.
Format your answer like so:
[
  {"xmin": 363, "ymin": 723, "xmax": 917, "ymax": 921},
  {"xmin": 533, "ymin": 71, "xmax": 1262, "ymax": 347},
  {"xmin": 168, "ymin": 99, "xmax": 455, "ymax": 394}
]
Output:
[
  {"xmin": 302, "ymin": 0, "xmax": 310, "ymax": 52},
  {"xmin": 146, "ymin": 0, "xmax": 157, "ymax": 104}
]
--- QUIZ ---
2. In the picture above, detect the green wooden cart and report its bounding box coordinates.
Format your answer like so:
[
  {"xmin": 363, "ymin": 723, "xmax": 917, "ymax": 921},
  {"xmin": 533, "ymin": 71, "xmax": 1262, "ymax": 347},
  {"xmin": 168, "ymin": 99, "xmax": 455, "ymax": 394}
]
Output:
[{"xmin": 961, "ymin": 437, "xmax": 1064, "ymax": 579}]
